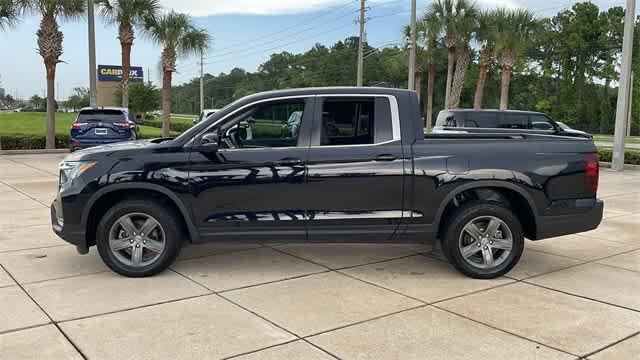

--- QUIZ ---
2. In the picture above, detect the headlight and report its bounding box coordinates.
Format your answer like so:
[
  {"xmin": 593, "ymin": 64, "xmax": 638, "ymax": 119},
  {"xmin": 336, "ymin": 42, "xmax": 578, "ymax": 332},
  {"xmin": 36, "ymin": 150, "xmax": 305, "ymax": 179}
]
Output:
[{"xmin": 59, "ymin": 161, "xmax": 96, "ymax": 190}]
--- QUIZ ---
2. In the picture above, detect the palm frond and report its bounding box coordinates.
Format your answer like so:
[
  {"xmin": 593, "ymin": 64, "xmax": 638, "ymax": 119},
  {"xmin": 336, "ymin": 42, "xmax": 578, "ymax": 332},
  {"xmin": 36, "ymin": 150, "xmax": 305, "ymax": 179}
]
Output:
[
  {"xmin": 144, "ymin": 10, "xmax": 211, "ymax": 59},
  {"xmin": 0, "ymin": 0, "xmax": 21, "ymax": 30},
  {"xmin": 24, "ymin": 0, "xmax": 85, "ymax": 20},
  {"xmin": 96, "ymin": 0, "xmax": 160, "ymax": 27}
]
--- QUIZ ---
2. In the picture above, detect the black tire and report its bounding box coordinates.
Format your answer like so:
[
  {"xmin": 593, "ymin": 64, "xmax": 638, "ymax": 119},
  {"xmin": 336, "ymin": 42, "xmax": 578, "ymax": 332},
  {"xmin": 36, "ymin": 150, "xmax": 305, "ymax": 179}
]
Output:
[
  {"xmin": 96, "ymin": 199, "xmax": 183, "ymax": 277},
  {"xmin": 441, "ymin": 201, "xmax": 524, "ymax": 279}
]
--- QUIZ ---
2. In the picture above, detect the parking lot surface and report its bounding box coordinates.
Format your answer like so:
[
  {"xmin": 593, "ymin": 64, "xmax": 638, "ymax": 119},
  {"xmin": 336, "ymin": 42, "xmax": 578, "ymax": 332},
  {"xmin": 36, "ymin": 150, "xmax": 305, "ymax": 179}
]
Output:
[{"xmin": 0, "ymin": 153, "xmax": 639, "ymax": 359}]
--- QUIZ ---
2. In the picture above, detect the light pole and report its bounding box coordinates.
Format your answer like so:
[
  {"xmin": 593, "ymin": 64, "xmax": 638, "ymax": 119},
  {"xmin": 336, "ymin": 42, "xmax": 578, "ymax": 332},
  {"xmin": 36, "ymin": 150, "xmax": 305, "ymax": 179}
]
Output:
[
  {"xmin": 356, "ymin": 0, "xmax": 366, "ymax": 87},
  {"xmin": 612, "ymin": 0, "xmax": 636, "ymax": 171},
  {"xmin": 199, "ymin": 49, "xmax": 204, "ymax": 113},
  {"xmin": 408, "ymin": 0, "xmax": 416, "ymax": 91},
  {"xmin": 88, "ymin": 0, "xmax": 97, "ymax": 108}
]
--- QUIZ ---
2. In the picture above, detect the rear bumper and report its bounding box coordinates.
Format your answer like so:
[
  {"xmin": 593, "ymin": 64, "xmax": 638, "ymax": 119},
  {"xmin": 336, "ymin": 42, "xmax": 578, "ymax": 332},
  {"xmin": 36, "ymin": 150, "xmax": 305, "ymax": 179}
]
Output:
[
  {"xmin": 51, "ymin": 201, "xmax": 89, "ymax": 254},
  {"xmin": 533, "ymin": 200, "xmax": 603, "ymax": 240}
]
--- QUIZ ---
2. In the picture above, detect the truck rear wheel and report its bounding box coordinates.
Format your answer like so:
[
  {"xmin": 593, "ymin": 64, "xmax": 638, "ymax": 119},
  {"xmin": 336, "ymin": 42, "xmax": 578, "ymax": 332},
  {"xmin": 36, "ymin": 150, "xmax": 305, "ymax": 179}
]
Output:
[
  {"xmin": 441, "ymin": 201, "xmax": 523, "ymax": 279},
  {"xmin": 96, "ymin": 199, "xmax": 183, "ymax": 277}
]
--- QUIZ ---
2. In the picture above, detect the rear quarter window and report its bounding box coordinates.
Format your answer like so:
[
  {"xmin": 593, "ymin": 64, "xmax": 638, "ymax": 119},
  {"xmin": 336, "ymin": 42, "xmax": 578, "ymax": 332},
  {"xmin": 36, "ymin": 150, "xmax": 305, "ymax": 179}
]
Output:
[{"xmin": 498, "ymin": 114, "xmax": 529, "ymax": 129}]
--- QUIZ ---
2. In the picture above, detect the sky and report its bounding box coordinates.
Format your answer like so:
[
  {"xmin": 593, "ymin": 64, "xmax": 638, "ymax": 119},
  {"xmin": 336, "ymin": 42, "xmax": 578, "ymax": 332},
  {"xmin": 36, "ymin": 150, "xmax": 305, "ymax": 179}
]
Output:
[{"xmin": 0, "ymin": 0, "xmax": 629, "ymax": 100}]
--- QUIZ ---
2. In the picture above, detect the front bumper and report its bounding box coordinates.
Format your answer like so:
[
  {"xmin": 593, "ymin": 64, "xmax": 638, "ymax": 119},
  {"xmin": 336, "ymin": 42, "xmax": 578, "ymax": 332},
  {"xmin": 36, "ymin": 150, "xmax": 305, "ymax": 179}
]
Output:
[
  {"xmin": 51, "ymin": 201, "xmax": 89, "ymax": 254},
  {"xmin": 533, "ymin": 200, "xmax": 604, "ymax": 240}
]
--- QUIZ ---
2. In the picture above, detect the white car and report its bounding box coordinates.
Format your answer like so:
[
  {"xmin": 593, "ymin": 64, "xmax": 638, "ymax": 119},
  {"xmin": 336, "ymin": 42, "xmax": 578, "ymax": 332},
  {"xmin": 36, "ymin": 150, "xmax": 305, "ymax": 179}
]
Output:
[{"xmin": 194, "ymin": 109, "xmax": 221, "ymax": 124}]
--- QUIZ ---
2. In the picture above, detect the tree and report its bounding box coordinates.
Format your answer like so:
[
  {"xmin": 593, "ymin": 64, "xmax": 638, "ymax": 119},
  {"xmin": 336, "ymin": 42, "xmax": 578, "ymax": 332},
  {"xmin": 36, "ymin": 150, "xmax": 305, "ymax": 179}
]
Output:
[
  {"xmin": 128, "ymin": 81, "xmax": 159, "ymax": 115},
  {"xmin": 65, "ymin": 86, "xmax": 89, "ymax": 111},
  {"xmin": 30, "ymin": 94, "xmax": 45, "ymax": 110},
  {"xmin": 427, "ymin": 0, "xmax": 476, "ymax": 109},
  {"xmin": 417, "ymin": 12, "xmax": 441, "ymax": 129},
  {"xmin": 447, "ymin": 0, "xmax": 478, "ymax": 109},
  {"xmin": 473, "ymin": 10, "xmax": 497, "ymax": 109},
  {"xmin": 24, "ymin": 0, "xmax": 84, "ymax": 149},
  {"xmin": 0, "ymin": 0, "xmax": 20, "ymax": 30},
  {"xmin": 494, "ymin": 8, "xmax": 537, "ymax": 110},
  {"xmin": 145, "ymin": 11, "xmax": 210, "ymax": 137},
  {"xmin": 97, "ymin": 0, "xmax": 160, "ymax": 109}
]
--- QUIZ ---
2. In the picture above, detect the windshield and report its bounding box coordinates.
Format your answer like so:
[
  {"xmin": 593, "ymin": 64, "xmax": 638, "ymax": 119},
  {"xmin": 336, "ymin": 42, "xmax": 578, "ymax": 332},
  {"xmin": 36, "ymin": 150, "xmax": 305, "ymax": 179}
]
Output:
[
  {"xmin": 557, "ymin": 122, "xmax": 570, "ymax": 130},
  {"xmin": 175, "ymin": 101, "xmax": 240, "ymax": 143},
  {"xmin": 77, "ymin": 110, "xmax": 126, "ymax": 122}
]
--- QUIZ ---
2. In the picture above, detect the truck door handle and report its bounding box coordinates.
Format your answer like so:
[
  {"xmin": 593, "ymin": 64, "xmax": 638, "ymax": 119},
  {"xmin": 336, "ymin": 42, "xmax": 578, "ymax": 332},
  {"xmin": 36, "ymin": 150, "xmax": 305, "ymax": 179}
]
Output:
[
  {"xmin": 277, "ymin": 158, "xmax": 303, "ymax": 166},
  {"xmin": 375, "ymin": 154, "xmax": 397, "ymax": 162}
]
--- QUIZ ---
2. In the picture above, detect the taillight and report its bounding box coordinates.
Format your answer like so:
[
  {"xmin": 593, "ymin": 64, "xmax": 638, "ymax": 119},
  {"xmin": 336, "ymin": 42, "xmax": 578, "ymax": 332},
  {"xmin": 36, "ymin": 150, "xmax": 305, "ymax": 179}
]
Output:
[
  {"xmin": 71, "ymin": 122, "xmax": 87, "ymax": 129},
  {"xmin": 584, "ymin": 153, "xmax": 599, "ymax": 194},
  {"xmin": 113, "ymin": 122, "xmax": 132, "ymax": 129}
]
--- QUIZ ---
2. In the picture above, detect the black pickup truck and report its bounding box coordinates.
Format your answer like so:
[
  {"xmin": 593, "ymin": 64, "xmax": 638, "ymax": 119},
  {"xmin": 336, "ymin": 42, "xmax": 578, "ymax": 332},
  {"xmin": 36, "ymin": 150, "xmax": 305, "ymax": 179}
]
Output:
[{"xmin": 51, "ymin": 87, "xmax": 603, "ymax": 279}]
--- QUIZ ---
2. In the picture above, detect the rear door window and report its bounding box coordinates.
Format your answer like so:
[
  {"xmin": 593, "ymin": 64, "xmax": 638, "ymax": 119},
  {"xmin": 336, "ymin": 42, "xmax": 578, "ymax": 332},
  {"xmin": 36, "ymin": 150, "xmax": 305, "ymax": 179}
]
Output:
[
  {"xmin": 320, "ymin": 98, "xmax": 375, "ymax": 146},
  {"xmin": 465, "ymin": 113, "xmax": 497, "ymax": 128}
]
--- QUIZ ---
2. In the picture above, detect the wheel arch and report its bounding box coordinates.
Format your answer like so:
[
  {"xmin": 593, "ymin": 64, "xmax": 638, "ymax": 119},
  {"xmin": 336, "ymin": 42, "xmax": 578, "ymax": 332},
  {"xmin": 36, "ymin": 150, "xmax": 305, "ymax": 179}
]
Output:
[
  {"xmin": 434, "ymin": 181, "xmax": 539, "ymax": 240},
  {"xmin": 82, "ymin": 183, "xmax": 199, "ymax": 246}
]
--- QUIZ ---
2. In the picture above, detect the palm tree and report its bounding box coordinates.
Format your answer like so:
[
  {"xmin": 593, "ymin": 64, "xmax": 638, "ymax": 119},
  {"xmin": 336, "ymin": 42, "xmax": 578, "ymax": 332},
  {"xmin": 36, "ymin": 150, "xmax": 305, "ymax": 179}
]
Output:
[
  {"xmin": 447, "ymin": 0, "xmax": 478, "ymax": 109},
  {"xmin": 96, "ymin": 0, "xmax": 160, "ymax": 110},
  {"xmin": 417, "ymin": 12, "xmax": 440, "ymax": 130},
  {"xmin": 24, "ymin": 0, "xmax": 84, "ymax": 149},
  {"xmin": 145, "ymin": 11, "xmax": 210, "ymax": 137},
  {"xmin": 0, "ymin": 0, "xmax": 20, "ymax": 30},
  {"xmin": 427, "ymin": 0, "xmax": 476, "ymax": 110},
  {"xmin": 473, "ymin": 10, "xmax": 498, "ymax": 109},
  {"xmin": 427, "ymin": 0, "xmax": 454, "ymax": 110},
  {"xmin": 494, "ymin": 8, "xmax": 537, "ymax": 110}
]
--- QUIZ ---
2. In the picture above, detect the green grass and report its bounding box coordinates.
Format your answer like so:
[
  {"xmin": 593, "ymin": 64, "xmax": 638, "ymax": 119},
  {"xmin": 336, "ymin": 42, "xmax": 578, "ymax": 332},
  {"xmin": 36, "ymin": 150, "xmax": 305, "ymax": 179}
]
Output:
[
  {"xmin": 593, "ymin": 134, "xmax": 640, "ymax": 144},
  {"xmin": 0, "ymin": 112, "xmax": 168, "ymax": 138}
]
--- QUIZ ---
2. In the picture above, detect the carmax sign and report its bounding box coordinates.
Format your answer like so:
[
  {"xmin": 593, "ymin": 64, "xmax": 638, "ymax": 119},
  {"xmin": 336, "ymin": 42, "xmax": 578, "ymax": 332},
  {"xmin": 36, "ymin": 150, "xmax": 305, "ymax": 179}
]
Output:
[{"xmin": 97, "ymin": 65, "xmax": 144, "ymax": 82}]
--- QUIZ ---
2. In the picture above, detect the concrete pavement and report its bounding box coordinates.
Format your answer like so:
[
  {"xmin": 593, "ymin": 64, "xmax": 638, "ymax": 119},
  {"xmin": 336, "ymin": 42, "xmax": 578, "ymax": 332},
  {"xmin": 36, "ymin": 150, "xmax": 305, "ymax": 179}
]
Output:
[{"xmin": 0, "ymin": 153, "xmax": 639, "ymax": 359}]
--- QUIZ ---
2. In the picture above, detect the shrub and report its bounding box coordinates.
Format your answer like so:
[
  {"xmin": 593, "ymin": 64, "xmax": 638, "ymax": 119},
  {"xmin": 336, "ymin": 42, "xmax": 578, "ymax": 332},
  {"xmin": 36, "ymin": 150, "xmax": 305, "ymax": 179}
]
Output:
[
  {"xmin": 0, "ymin": 132, "xmax": 157, "ymax": 150},
  {"xmin": 0, "ymin": 135, "xmax": 71, "ymax": 150},
  {"xmin": 141, "ymin": 119, "xmax": 193, "ymax": 133},
  {"xmin": 598, "ymin": 148, "xmax": 640, "ymax": 165}
]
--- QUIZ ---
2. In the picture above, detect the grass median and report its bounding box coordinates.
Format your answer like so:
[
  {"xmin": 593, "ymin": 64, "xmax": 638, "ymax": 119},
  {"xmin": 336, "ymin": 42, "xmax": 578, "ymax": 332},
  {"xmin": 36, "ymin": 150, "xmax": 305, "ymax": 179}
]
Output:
[{"xmin": 0, "ymin": 112, "xmax": 174, "ymax": 150}]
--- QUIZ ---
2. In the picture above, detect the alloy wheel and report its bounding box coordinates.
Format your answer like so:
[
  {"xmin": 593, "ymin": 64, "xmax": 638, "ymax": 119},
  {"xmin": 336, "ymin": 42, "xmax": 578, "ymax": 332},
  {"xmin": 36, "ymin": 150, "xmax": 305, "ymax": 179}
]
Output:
[
  {"xmin": 108, "ymin": 212, "xmax": 166, "ymax": 267},
  {"xmin": 458, "ymin": 215, "xmax": 513, "ymax": 269}
]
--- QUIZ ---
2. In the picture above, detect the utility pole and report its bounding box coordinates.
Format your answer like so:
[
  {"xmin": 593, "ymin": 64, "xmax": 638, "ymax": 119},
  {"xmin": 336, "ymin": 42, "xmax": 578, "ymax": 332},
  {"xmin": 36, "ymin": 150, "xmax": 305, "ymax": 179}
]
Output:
[
  {"xmin": 408, "ymin": 0, "xmax": 416, "ymax": 91},
  {"xmin": 88, "ymin": 0, "xmax": 97, "ymax": 108},
  {"xmin": 199, "ymin": 50, "xmax": 204, "ymax": 113},
  {"xmin": 628, "ymin": 72, "xmax": 634, "ymax": 137},
  {"xmin": 612, "ymin": 0, "xmax": 636, "ymax": 171},
  {"xmin": 356, "ymin": 0, "xmax": 366, "ymax": 87}
]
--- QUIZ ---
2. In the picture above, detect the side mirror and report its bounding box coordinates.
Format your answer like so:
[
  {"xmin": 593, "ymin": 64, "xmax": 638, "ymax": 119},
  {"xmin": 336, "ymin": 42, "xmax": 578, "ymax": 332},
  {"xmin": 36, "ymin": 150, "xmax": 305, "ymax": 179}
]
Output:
[{"xmin": 195, "ymin": 132, "xmax": 219, "ymax": 152}]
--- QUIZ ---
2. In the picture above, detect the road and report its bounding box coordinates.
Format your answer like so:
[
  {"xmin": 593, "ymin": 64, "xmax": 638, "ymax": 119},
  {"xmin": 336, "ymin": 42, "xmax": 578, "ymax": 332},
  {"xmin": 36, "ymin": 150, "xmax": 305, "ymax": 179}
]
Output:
[{"xmin": 595, "ymin": 141, "xmax": 640, "ymax": 149}]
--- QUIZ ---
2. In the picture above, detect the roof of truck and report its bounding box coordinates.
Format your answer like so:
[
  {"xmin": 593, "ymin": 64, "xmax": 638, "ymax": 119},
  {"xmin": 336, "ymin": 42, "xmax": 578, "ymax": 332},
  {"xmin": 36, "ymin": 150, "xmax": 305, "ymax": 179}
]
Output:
[
  {"xmin": 441, "ymin": 109, "xmax": 546, "ymax": 115},
  {"xmin": 242, "ymin": 87, "xmax": 414, "ymax": 100}
]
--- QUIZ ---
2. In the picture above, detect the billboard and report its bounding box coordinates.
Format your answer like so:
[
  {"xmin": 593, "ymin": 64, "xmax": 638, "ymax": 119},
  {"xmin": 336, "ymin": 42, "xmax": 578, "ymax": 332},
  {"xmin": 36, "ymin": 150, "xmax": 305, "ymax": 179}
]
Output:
[{"xmin": 97, "ymin": 65, "xmax": 144, "ymax": 83}]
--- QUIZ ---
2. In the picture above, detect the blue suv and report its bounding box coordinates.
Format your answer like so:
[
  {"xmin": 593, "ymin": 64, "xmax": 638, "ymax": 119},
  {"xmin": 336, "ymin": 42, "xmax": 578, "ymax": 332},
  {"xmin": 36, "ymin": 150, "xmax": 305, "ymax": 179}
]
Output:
[{"xmin": 70, "ymin": 108, "xmax": 137, "ymax": 152}]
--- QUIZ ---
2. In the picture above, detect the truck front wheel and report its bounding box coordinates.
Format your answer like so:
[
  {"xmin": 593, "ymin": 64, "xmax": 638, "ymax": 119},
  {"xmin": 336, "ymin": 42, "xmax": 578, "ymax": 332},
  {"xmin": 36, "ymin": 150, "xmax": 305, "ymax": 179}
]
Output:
[
  {"xmin": 441, "ymin": 201, "xmax": 524, "ymax": 279},
  {"xmin": 96, "ymin": 199, "xmax": 183, "ymax": 277}
]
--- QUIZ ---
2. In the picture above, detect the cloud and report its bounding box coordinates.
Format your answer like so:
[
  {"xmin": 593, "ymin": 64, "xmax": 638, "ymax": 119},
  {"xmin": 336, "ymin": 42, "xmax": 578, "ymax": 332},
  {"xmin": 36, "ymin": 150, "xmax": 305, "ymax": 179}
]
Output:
[
  {"xmin": 158, "ymin": 0, "xmax": 402, "ymax": 17},
  {"xmin": 476, "ymin": 0, "xmax": 523, "ymax": 9},
  {"xmin": 159, "ymin": 0, "xmax": 355, "ymax": 17}
]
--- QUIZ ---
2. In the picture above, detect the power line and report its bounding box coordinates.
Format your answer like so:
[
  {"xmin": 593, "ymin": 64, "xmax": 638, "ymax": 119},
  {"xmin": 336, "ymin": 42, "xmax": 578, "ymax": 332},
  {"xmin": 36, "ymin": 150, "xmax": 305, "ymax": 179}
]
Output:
[
  {"xmin": 210, "ymin": 0, "xmax": 358, "ymax": 54},
  {"xmin": 204, "ymin": 3, "xmax": 359, "ymax": 60},
  {"xmin": 204, "ymin": 21, "xmax": 358, "ymax": 65}
]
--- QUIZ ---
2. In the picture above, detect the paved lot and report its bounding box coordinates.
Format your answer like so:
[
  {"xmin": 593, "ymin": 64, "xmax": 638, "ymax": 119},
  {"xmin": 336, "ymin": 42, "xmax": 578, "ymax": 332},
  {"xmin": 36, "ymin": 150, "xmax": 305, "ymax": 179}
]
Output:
[{"xmin": 0, "ymin": 153, "xmax": 639, "ymax": 360}]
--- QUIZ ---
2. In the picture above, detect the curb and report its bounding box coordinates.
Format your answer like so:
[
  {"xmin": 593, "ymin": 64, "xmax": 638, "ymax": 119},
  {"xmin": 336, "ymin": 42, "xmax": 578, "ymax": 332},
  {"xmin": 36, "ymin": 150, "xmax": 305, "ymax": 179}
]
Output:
[
  {"xmin": 600, "ymin": 161, "xmax": 640, "ymax": 171},
  {"xmin": 0, "ymin": 149, "xmax": 70, "ymax": 155}
]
